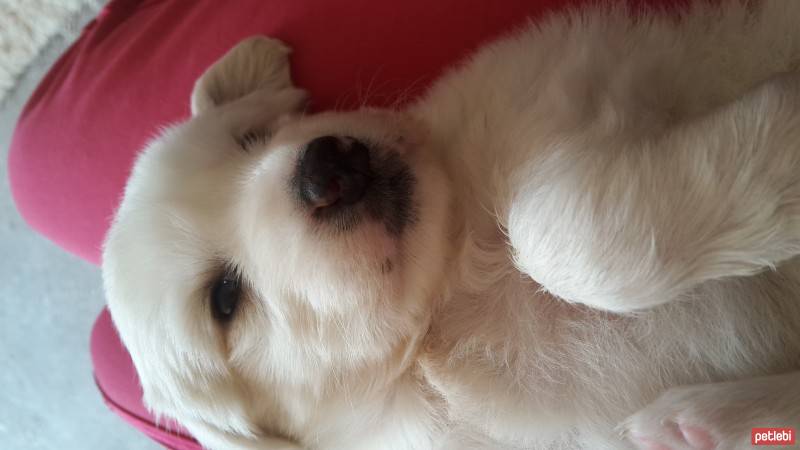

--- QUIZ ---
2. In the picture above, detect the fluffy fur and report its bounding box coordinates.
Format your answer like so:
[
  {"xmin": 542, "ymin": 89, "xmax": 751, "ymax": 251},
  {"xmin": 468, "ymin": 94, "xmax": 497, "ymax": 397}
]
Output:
[{"xmin": 103, "ymin": 2, "xmax": 800, "ymax": 449}]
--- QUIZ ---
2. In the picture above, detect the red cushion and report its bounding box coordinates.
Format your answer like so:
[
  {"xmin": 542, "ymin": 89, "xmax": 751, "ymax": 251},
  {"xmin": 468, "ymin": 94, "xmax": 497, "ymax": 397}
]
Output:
[
  {"xmin": 91, "ymin": 308, "xmax": 201, "ymax": 449},
  {"xmin": 11, "ymin": 0, "xmax": 681, "ymax": 447}
]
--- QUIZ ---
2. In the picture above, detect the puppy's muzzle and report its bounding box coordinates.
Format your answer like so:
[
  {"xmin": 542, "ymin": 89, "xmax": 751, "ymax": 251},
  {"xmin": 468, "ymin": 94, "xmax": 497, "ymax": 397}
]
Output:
[{"xmin": 295, "ymin": 136, "xmax": 371, "ymax": 209}]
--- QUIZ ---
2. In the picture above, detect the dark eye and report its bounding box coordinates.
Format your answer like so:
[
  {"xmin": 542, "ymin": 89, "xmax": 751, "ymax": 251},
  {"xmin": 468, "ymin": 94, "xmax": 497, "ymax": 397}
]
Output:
[{"xmin": 210, "ymin": 272, "xmax": 241, "ymax": 321}]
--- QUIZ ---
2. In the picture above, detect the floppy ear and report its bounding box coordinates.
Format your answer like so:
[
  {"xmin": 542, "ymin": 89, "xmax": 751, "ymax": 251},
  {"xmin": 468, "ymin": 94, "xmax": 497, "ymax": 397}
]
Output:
[
  {"xmin": 191, "ymin": 36, "xmax": 305, "ymax": 116},
  {"xmin": 128, "ymin": 324, "xmax": 304, "ymax": 450}
]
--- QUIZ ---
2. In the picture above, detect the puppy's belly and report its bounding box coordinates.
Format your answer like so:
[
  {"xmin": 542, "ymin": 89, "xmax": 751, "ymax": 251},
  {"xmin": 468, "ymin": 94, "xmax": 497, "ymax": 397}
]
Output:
[{"xmin": 422, "ymin": 261, "xmax": 800, "ymax": 447}]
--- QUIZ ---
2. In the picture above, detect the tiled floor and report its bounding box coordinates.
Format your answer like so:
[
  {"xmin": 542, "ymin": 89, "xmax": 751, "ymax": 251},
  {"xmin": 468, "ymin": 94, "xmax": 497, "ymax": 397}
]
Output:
[{"xmin": 0, "ymin": 9, "xmax": 160, "ymax": 450}]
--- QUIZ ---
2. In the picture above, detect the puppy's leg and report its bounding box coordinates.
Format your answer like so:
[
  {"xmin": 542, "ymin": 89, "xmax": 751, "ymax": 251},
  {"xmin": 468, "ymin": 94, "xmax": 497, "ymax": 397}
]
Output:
[
  {"xmin": 620, "ymin": 371, "xmax": 800, "ymax": 450},
  {"xmin": 508, "ymin": 72, "xmax": 800, "ymax": 312}
]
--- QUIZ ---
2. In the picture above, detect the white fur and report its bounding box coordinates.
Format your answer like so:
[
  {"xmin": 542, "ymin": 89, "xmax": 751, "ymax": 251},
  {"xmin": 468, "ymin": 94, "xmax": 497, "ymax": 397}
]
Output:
[{"xmin": 103, "ymin": 3, "xmax": 800, "ymax": 449}]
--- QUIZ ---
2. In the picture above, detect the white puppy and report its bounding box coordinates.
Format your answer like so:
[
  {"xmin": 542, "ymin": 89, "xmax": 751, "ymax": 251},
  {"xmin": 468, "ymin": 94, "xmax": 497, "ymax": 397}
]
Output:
[{"xmin": 103, "ymin": 1, "xmax": 800, "ymax": 449}]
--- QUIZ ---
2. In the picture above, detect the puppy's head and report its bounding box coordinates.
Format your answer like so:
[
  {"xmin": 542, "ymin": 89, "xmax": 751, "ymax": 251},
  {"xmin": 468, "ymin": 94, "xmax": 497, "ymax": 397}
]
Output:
[{"xmin": 102, "ymin": 37, "xmax": 452, "ymax": 447}]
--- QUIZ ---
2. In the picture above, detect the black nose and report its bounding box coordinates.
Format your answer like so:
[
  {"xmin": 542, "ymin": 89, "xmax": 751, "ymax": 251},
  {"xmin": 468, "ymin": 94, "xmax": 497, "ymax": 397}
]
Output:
[{"xmin": 295, "ymin": 136, "xmax": 371, "ymax": 208}]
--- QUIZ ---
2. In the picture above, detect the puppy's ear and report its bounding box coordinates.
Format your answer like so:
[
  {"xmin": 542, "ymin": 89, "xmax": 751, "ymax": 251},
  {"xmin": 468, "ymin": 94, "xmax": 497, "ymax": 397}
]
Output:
[{"xmin": 191, "ymin": 36, "xmax": 303, "ymax": 116}]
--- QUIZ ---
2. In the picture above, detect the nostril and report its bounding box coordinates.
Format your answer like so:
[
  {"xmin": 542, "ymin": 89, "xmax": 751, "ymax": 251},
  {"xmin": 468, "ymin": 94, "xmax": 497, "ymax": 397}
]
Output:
[
  {"xmin": 296, "ymin": 136, "xmax": 371, "ymax": 209},
  {"xmin": 303, "ymin": 176, "xmax": 342, "ymax": 208},
  {"xmin": 325, "ymin": 178, "xmax": 342, "ymax": 198}
]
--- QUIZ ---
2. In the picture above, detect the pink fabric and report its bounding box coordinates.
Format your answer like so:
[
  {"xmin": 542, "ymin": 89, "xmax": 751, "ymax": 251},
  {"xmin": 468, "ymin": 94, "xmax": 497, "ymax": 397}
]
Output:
[
  {"xmin": 92, "ymin": 309, "xmax": 201, "ymax": 449},
  {"xmin": 12, "ymin": 0, "xmax": 682, "ymax": 448}
]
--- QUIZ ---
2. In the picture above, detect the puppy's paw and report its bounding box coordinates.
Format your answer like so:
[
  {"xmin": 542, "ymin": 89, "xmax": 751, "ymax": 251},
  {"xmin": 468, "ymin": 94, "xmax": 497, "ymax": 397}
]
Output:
[
  {"xmin": 619, "ymin": 375, "xmax": 800, "ymax": 450},
  {"xmin": 623, "ymin": 402, "xmax": 719, "ymax": 450},
  {"xmin": 192, "ymin": 36, "xmax": 298, "ymax": 115}
]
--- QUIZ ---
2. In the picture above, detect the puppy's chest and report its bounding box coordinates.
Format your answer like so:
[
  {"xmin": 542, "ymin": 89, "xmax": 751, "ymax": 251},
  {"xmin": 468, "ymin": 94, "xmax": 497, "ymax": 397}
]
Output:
[
  {"xmin": 419, "ymin": 255, "xmax": 800, "ymax": 434},
  {"xmin": 421, "ymin": 247, "xmax": 575, "ymax": 374}
]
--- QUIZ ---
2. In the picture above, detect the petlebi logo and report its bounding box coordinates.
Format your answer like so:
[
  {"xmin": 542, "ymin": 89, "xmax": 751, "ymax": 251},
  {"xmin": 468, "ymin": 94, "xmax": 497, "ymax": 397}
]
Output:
[{"xmin": 751, "ymin": 428, "xmax": 796, "ymax": 446}]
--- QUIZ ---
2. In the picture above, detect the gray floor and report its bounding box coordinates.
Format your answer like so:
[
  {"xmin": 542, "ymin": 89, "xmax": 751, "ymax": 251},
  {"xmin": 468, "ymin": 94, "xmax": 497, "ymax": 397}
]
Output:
[{"xmin": 0, "ymin": 11, "xmax": 160, "ymax": 450}]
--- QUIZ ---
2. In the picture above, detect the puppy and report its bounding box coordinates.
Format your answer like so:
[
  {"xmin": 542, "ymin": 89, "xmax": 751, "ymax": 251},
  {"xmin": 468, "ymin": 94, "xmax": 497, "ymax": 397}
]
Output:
[{"xmin": 103, "ymin": 1, "xmax": 800, "ymax": 449}]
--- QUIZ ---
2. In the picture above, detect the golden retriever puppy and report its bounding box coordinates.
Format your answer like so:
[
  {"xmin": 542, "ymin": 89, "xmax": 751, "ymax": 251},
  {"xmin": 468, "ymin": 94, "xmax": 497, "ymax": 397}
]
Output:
[{"xmin": 103, "ymin": 2, "xmax": 800, "ymax": 449}]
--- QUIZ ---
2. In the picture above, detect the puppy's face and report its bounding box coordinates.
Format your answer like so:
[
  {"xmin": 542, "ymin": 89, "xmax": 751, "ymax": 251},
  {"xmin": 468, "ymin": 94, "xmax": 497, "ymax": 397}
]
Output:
[{"xmin": 102, "ymin": 38, "xmax": 451, "ymax": 447}]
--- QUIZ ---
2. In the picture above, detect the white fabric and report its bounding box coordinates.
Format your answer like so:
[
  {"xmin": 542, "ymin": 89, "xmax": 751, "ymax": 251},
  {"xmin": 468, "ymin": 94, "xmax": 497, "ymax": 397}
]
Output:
[{"xmin": 0, "ymin": 0, "xmax": 103, "ymax": 105}]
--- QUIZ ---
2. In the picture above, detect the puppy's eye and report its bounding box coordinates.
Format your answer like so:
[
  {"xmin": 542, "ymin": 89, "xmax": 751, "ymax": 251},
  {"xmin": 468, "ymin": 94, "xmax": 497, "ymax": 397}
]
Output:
[{"xmin": 210, "ymin": 273, "xmax": 241, "ymax": 321}]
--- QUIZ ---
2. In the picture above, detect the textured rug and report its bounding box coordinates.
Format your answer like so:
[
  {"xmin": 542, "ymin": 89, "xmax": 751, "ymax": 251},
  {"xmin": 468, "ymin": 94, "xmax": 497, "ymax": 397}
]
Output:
[{"xmin": 0, "ymin": 0, "xmax": 103, "ymax": 105}]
